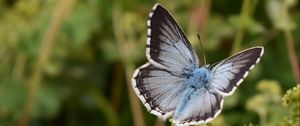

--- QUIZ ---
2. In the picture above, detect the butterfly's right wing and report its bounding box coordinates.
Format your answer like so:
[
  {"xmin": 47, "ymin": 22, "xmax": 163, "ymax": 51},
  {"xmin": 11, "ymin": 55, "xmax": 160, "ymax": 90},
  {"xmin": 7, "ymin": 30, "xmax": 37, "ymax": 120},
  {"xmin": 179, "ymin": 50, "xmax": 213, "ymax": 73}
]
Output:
[
  {"xmin": 132, "ymin": 63, "xmax": 187, "ymax": 119},
  {"xmin": 210, "ymin": 47, "xmax": 264, "ymax": 96}
]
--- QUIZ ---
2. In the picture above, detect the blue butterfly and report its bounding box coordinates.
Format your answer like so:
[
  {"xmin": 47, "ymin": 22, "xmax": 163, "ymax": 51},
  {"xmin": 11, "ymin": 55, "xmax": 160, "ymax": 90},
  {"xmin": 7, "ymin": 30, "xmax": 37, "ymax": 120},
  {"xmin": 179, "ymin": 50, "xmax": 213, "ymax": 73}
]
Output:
[{"xmin": 132, "ymin": 3, "xmax": 264, "ymax": 126}]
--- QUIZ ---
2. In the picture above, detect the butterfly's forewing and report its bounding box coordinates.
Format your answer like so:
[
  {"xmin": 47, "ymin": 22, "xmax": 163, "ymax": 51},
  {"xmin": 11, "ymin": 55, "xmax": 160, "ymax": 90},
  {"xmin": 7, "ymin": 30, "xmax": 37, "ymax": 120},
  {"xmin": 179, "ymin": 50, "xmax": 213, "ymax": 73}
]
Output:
[
  {"xmin": 132, "ymin": 3, "xmax": 200, "ymax": 119},
  {"xmin": 173, "ymin": 88, "xmax": 223, "ymax": 125},
  {"xmin": 146, "ymin": 4, "xmax": 199, "ymax": 72},
  {"xmin": 132, "ymin": 63, "xmax": 187, "ymax": 119},
  {"xmin": 211, "ymin": 47, "xmax": 264, "ymax": 96}
]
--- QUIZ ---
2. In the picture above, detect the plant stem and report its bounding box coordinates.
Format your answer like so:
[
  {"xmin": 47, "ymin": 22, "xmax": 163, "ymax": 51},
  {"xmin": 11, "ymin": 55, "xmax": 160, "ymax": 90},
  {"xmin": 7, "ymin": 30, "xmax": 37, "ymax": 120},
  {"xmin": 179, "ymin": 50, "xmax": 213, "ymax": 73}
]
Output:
[
  {"xmin": 111, "ymin": 62, "xmax": 124, "ymax": 111},
  {"xmin": 125, "ymin": 64, "xmax": 145, "ymax": 126},
  {"xmin": 17, "ymin": 0, "xmax": 75, "ymax": 125},
  {"xmin": 281, "ymin": 2, "xmax": 299, "ymax": 83},
  {"xmin": 91, "ymin": 90, "xmax": 118, "ymax": 126},
  {"xmin": 231, "ymin": 0, "xmax": 259, "ymax": 54},
  {"xmin": 284, "ymin": 30, "xmax": 299, "ymax": 83},
  {"xmin": 112, "ymin": 1, "xmax": 145, "ymax": 126},
  {"xmin": 11, "ymin": 53, "xmax": 26, "ymax": 80},
  {"xmin": 231, "ymin": 0, "xmax": 250, "ymax": 54},
  {"xmin": 249, "ymin": 0, "xmax": 259, "ymax": 16},
  {"xmin": 155, "ymin": 118, "xmax": 165, "ymax": 126},
  {"xmin": 259, "ymin": 111, "xmax": 266, "ymax": 126},
  {"xmin": 248, "ymin": 28, "xmax": 279, "ymax": 47}
]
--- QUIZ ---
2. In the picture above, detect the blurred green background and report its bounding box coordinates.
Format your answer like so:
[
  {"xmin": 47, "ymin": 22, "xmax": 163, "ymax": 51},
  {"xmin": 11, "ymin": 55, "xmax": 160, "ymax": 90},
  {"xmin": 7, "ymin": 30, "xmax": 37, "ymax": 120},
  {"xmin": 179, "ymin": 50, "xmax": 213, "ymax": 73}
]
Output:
[{"xmin": 0, "ymin": 0, "xmax": 299, "ymax": 126}]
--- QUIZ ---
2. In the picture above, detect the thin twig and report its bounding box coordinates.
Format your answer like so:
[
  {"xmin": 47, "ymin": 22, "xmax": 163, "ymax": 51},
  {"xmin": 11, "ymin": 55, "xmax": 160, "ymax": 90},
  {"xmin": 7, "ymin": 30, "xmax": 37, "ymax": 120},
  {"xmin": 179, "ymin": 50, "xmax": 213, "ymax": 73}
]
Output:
[
  {"xmin": 231, "ymin": 0, "xmax": 259, "ymax": 54},
  {"xmin": 284, "ymin": 30, "xmax": 299, "ymax": 83},
  {"xmin": 231, "ymin": 0, "xmax": 250, "ymax": 54},
  {"xmin": 247, "ymin": 28, "xmax": 279, "ymax": 47},
  {"xmin": 17, "ymin": 0, "xmax": 75, "ymax": 125}
]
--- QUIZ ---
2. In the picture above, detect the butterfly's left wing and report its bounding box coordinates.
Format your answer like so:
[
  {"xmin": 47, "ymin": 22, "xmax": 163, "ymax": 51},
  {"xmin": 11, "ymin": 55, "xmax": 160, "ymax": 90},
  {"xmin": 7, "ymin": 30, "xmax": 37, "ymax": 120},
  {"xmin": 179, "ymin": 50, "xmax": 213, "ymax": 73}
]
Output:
[
  {"xmin": 132, "ymin": 63, "xmax": 188, "ymax": 119},
  {"xmin": 210, "ymin": 47, "xmax": 264, "ymax": 96},
  {"xmin": 132, "ymin": 3, "xmax": 199, "ymax": 121},
  {"xmin": 146, "ymin": 4, "xmax": 199, "ymax": 72}
]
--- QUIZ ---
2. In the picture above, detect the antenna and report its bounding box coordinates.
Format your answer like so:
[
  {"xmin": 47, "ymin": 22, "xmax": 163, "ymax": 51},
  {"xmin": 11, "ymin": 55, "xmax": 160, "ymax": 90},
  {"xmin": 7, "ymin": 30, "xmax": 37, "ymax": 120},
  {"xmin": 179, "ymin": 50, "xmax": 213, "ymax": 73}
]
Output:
[{"xmin": 197, "ymin": 33, "xmax": 206, "ymax": 66}]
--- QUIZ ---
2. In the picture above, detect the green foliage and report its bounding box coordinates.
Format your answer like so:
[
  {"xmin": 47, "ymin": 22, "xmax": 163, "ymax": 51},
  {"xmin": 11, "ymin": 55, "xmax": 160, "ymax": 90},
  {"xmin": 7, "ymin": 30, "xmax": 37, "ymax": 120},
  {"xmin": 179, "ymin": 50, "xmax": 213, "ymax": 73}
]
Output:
[
  {"xmin": 0, "ymin": 79, "xmax": 26, "ymax": 124},
  {"xmin": 266, "ymin": 0, "xmax": 297, "ymax": 30},
  {"xmin": 246, "ymin": 80, "xmax": 284, "ymax": 126},
  {"xmin": 279, "ymin": 84, "xmax": 300, "ymax": 126},
  {"xmin": 0, "ymin": 0, "xmax": 299, "ymax": 126},
  {"xmin": 0, "ymin": 79, "xmax": 60, "ymax": 125},
  {"xmin": 246, "ymin": 82, "xmax": 300, "ymax": 126}
]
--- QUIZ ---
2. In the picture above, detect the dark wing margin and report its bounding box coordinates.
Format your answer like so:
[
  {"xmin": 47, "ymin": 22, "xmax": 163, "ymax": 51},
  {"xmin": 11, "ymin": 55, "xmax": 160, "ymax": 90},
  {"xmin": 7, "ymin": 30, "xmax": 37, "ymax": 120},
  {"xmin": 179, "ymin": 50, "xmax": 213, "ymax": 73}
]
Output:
[
  {"xmin": 131, "ymin": 63, "xmax": 187, "ymax": 120},
  {"xmin": 146, "ymin": 3, "xmax": 199, "ymax": 72},
  {"xmin": 211, "ymin": 46, "xmax": 264, "ymax": 96}
]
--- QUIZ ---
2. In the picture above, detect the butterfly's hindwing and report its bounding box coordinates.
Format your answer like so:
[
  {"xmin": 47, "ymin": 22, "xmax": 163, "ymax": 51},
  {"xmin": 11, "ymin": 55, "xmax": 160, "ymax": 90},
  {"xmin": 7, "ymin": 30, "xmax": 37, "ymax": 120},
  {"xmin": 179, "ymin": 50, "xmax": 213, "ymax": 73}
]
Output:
[
  {"xmin": 132, "ymin": 63, "xmax": 187, "ymax": 119},
  {"xmin": 211, "ymin": 47, "xmax": 264, "ymax": 96},
  {"xmin": 146, "ymin": 4, "xmax": 199, "ymax": 72},
  {"xmin": 173, "ymin": 88, "xmax": 223, "ymax": 125}
]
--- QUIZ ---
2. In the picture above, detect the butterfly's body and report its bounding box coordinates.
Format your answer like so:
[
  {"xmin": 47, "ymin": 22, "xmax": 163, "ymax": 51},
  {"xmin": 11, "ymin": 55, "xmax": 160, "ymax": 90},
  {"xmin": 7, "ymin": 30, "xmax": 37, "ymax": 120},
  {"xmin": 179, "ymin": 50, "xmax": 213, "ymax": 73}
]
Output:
[
  {"xmin": 186, "ymin": 67, "xmax": 213, "ymax": 90},
  {"xmin": 132, "ymin": 3, "xmax": 264, "ymax": 126},
  {"xmin": 174, "ymin": 67, "xmax": 217, "ymax": 122}
]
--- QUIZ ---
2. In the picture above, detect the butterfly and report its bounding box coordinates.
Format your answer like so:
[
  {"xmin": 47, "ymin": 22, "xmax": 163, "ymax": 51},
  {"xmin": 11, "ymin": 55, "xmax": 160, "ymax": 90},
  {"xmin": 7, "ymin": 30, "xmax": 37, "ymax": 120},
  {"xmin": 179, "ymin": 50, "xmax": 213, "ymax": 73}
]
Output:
[{"xmin": 132, "ymin": 3, "xmax": 264, "ymax": 126}]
